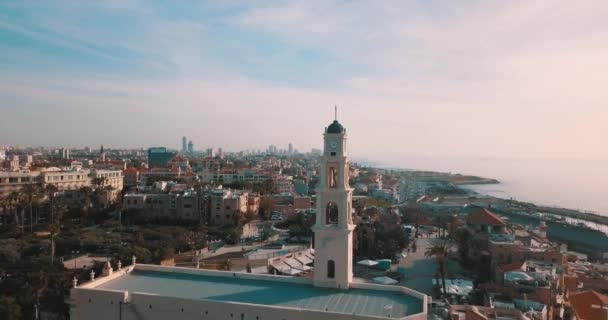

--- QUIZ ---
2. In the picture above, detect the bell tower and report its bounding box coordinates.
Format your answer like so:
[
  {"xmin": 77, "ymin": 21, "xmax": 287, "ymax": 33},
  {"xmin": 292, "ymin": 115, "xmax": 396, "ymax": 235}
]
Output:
[{"xmin": 313, "ymin": 112, "xmax": 355, "ymax": 289}]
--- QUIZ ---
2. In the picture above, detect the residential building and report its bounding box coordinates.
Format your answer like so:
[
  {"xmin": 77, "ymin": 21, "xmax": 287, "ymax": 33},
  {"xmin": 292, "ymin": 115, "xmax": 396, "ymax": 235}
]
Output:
[
  {"xmin": 207, "ymin": 188, "xmax": 249, "ymax": 226},
  {"xmin": 123, "ymin": 167, "xmax": 140, "ymax": 187},
  {"xmin": 275, "ymin": 175, "xmax": 294, "ymax": 193},
  {"xmin": 0, "ymin": 170, "xmax": 40, "ymax": 198},
  {"xmin": 40, "ymin": 168, "xmax": 92, "ymax": 191},
  {"xmin": 466, "ymin": 208, "xmax": 507, "ymax": 234}
]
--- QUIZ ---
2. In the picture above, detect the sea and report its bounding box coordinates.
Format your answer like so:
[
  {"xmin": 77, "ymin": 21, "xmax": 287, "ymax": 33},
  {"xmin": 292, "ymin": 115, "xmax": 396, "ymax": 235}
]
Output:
[{"xmin": 362, "ymin": 156, "xmax": 608, "ymax": 217}]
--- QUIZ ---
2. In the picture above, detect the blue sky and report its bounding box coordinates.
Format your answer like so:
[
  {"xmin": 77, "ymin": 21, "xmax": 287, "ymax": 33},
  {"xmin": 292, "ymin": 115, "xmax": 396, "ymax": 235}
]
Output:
[{"xmin": 1, "ymin": 1, "xmax": 607, "ymax": 161}]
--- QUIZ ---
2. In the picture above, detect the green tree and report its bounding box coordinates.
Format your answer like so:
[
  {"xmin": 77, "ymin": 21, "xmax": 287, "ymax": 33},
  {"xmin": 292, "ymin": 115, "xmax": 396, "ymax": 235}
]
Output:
[
  {"xmin": 243, "ymin": 210, "xmax": 257, "ymax": 223},
  {"xmin": 425, "ymin": 240, "xmax": 453, "ymax": 296},
  {"xmin": 219, "ymin": 259, "xmax": 232, "ymax": 271},
  {"xmin": 454, "ymin": 228, "xmax": 472, "ymax": 263},
  {"xmin": 0, "ymin": 296, "xmax": 22, "ymax": 320},
  {"xmin": 258, "ymin": 196, "xmax": 274, "ymax": 220},
  {"xmin": 78, "ymin": 187, "xmax": 94, "ymax": 220}
]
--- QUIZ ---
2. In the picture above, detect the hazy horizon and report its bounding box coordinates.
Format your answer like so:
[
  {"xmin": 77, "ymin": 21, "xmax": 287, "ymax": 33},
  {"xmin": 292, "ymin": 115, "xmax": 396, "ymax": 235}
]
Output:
[{"xmin": 1, "ymin": 1, "xmax": 607, "ymax": 161}]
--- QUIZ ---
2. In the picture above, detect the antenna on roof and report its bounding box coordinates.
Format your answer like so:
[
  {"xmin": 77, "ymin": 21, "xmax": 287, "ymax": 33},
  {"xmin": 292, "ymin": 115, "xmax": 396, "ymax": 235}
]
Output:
[{"xmin": 334, "ymin": 105, "xmax": 338, "ymax": 120}]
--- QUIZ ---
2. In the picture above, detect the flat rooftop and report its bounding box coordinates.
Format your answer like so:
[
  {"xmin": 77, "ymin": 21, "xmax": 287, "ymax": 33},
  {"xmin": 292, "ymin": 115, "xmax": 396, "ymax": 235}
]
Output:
[{"xmin": 97, "ymin": 268, "xmax": 422, "ymax": 318}]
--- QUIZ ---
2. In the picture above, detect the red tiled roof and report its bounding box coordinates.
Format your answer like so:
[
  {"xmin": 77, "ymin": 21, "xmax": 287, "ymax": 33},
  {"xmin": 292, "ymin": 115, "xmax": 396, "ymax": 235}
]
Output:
[
  {"xmin": 569, "ymin": 291, "xmax": 608, "ymax": 320},
  {"xmin": 500, "ymin": 262, "xmax": 523, "ymax": 272},
  {"xmin": 467, "ymin": 208, "xmax": 505, "ymax": 226}
]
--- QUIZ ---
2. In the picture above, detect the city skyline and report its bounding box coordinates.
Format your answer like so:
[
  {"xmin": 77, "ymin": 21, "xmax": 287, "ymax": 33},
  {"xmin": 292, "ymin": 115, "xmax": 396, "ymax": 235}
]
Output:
[{"xmin": 1, "ymin": 1, "xmax": 608, "ymax": 161}]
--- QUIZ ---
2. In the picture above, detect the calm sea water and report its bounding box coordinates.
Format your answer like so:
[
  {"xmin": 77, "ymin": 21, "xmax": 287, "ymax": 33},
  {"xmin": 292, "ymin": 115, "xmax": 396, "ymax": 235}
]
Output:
[{"xmin": 368, "ymin": 157, "xmax": 608, "ymax": 216}]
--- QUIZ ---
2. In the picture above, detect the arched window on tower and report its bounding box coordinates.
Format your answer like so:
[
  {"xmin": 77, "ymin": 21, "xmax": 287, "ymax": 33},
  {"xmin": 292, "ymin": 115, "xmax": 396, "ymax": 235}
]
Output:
[
  {"xmin": 327, "ymin": 260, "xmax": 335, "ymax": 278},
  {"xmin": 326, "ymin": 202, "xmax": 338, "ymax": 224},
  {"xmin": 328, "ymin": 167, "xmax": 337, "ymax": 188}
]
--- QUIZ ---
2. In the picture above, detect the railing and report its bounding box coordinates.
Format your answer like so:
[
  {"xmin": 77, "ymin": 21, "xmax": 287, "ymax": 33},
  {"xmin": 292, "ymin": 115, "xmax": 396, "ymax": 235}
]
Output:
[{"xmin": 246, "ymin": 245, "xmax": 309, "ymax": 260}]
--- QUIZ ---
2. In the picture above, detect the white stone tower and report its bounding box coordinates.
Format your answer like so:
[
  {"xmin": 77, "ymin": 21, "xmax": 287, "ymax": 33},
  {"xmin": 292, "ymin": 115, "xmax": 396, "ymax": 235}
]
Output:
[{"xmin": 312, "ymin": 113, "xmax": 355, "ymax": 289}]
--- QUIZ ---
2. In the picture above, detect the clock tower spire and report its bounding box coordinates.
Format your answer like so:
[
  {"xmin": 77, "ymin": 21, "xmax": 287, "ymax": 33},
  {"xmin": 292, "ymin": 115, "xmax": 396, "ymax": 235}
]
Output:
[{"xmin": 313, "ymin": 115, "xmax": 355, "ymax": 289}]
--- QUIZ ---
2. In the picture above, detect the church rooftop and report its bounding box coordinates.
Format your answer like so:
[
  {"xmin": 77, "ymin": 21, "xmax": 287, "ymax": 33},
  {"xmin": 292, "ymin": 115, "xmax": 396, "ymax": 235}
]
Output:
[
  {"xmin": 327, "ymin": 120, "xmax": 345, "ymax": 133},
  {"xmin": 94, "ymin": 265, "xmax": 424, "ymax": 319}
]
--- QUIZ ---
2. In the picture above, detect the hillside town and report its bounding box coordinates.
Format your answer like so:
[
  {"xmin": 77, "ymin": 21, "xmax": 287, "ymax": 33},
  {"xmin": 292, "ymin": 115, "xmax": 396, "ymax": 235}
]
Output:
[{"xmin": 0, "ymin": 136, "xmax": 606, "ymax": 320}]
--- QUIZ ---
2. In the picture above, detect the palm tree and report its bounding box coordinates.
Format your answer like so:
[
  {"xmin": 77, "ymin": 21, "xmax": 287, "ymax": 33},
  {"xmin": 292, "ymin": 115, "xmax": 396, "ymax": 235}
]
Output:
[
  {"xmin": 0, "ymin": 197, "xmax": 9, "ymax": 225},
  {"xmin": 7, "ymin": 191, "xmax": 23, "ymax": 231},
  {"xmin": 425, "ymin": 240, "xmax": 453, "ymax": 296},
  {"xmin": 22, "ymin": 184, "xmax": 42, "ymax": 233},
  {"xmin": 49, "ymin": 199, "xmax": 67, "ymax": 264}
]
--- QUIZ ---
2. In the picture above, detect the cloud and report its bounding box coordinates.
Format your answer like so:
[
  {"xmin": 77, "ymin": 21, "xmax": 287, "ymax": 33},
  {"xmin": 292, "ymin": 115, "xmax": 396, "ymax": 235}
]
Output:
[{"xmin": 0, "ymin": 0, "xmax": 607, "ymax": 161}]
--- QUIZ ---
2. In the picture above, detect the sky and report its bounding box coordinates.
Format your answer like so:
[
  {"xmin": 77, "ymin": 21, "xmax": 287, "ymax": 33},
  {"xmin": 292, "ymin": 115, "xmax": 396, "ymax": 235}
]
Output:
[{"xmin": 1, "ymin": 1, "xmax": 607, "ymax": 161}]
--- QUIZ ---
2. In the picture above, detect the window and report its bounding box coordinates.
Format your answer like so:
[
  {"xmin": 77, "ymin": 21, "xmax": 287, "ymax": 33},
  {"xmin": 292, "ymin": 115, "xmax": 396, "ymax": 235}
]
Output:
[
  {"xmin": 328, "ymin": 167, "xmax": 337, "ymax": 188},
  {"xmin": 326, "ymin": 202, "xmax": 338, "ymax": 224},
  {"xmin": 184, "ymin": 204, "xmax": 192, "ymax": 208},
  {"xmin": 327, "ymin": 260, "xmax": 335, "ymax": 278}
]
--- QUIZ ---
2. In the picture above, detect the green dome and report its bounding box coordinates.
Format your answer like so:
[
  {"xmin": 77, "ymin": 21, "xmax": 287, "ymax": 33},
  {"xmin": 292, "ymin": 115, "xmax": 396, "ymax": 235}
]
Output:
[{"xmin": 327, "ymin": 120, "xmax": 344, "ymax": 134}]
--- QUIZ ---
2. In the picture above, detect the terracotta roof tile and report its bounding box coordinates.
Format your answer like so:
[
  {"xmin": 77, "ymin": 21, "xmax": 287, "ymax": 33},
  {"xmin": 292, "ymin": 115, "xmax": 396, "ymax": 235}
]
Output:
[
  {"xmin": 500, "ymin": 262, "xmax": 523, "ymax": 272},
  {"xmin": 569, "ymin": 290, "xmax": 608, "ymax": 320},
  {"xmin": 467, "ymin": 208, "xmax": 505, "ymax": 226}
]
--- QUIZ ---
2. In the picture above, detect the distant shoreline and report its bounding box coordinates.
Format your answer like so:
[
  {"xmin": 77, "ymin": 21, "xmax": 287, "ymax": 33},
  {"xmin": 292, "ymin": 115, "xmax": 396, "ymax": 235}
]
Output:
[
  {"xmin": 365, "ymin": 163, "xmax": 608, "ymax": 226},
  {"xmin": 461, "ymin": 183, "xmax": 608, "ymax": 226}
]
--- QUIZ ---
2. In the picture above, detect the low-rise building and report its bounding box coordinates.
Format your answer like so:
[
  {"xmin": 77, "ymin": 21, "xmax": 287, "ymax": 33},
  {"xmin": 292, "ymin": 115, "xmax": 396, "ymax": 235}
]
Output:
[{"xmin": 0, "ymin": 170, "xmax": 40, "ymax": 198}]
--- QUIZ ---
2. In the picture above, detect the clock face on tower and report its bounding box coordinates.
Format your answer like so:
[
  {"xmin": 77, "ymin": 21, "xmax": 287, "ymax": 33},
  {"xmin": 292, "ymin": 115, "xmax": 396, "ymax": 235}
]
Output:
[{"xmin": 329, "ymin": 140, "xmax": 338, "ymax": 150}]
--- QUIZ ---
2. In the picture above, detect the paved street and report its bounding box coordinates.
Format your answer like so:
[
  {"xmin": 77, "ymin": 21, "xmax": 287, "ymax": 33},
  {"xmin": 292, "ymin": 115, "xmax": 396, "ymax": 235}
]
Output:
[{"xmin": 398, "ymin": 235, "xmax": 464, "ymax": 296}]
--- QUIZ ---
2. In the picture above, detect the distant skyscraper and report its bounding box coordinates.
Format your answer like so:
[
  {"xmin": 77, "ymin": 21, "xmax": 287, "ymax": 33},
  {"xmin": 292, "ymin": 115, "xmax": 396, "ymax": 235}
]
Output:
[
  {"xmin": 100, "ymin": 144, "xmax": 106, "ymax": 161},
  {"xmin": 61, "ymin": 147, "xmax": 70, "ymax": 160},
  {"xmin": 9, "ymin": 155, "xmax": 19, "ymax": 169},
  {"xmin": 187, "ymin": 140, "xmax": 194, "ymax": 154},
  {"xmin": 182, "ymin": 136, "xmax": 187, "ymax": 153},
  {"xmin": 288, "ymin": 142, "xmax": 293, "ymax": 154}
]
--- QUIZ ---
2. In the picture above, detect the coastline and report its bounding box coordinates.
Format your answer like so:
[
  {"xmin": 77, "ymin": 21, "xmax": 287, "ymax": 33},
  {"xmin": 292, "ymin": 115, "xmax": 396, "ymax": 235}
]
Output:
[
  {"xmin": 460, "ymin": 183, "xmax": 608, "ymax": 227},
  {"xmin": 365, "ymin": 162, "xmax": 608, "ymax": 228}
]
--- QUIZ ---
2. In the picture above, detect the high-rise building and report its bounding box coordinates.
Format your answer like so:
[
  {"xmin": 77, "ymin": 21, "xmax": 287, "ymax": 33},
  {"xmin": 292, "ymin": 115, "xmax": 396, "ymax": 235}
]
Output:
[
  {"xmin": 9, "ymin": 155, "xmax": 19, "ymax": 170},
  {"xmin": 205, "ymin": 148, "xmax": 215, "ymax": 157},
  {"xmin": 61, "ymin": 147, "xmax": 70, "ymax": 160},
  {"xmin": 182, "ymin": 136, "xmax": 187, "ymax": 153},
  {"xmin": 288, "ymin": 142, "xmax": 293, "ymax": 154},
  {"xmin": 148, "ymin": 147, "xmax": 177, "ymax": 167},
  {"xmin": 187, "ymin": 140, "xmax": 194, "ymax": 154}
]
